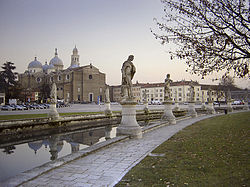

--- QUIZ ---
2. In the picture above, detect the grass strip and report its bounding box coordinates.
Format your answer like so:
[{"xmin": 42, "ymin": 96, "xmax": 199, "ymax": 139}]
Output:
[
  {"xmin": 116, "ymin": 112, "xmax": 250, "ymax": 187},
  {"xmin": 0, "ymin": 111, "xmax": 123, "ymax": 120}
]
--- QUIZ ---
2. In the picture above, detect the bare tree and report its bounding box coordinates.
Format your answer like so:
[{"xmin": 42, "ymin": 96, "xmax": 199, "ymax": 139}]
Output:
[{"xmin": 152, "ymin": 0, "xmax": 250, "ymax": 78}]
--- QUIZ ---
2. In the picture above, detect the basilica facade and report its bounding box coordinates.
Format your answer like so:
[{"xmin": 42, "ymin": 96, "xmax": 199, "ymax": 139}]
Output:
[{"xmin": 18, "ymin": 46, "xmax": 106, "ymax": 103}]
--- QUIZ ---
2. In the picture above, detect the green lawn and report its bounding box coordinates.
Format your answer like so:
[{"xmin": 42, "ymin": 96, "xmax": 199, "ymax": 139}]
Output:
[
  {"xmin": 0, "ymin": 111, "xmax": 123, "ymax": 121},
  {"xmin": 0, "ymin": 112, "xmax": 103, "ymax": 120},
  {"xmin": 116, "ymin": 112, "xmax": 250, "ymax": 187}
]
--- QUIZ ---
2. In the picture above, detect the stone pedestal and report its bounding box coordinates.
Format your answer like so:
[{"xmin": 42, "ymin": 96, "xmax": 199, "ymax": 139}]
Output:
[
  {"xmin": 48, "ymin": 103, "xmax": 59, "ymax": 121},
  {"xmin": 188, "ymin": 102, "xmax": 197, "ymax": 118},
  {"xmin": 227, "ymin": 101, "xmax": 233, "ymax": 112},
  {"xmin": 173, "ymin": 102, "xmax": 180, "ymax": 111},
  {"xmin": 207, "ymin": 102, "xmax": 216, "ymax": 114},
  {"xmin": 104, "ymin": 102, "xmax": 112, "ymax": 116},
  {"xmin": 201, "ymin": 102, "xmax": 207, "ymax": 110},
  {"xmin": 116, "ymin": 99, "xmax": 142, "ymax": 139},
  {"xmin": 143, "ymin": 101, "xmax": 149, "ymax": 114},
  {"xmin": 243, "ymin": 101, "xmax": 249, "ymax": 110},
  {"xmin": 162, "ymin": 101, "xmax": 176, "ymax": 124}
]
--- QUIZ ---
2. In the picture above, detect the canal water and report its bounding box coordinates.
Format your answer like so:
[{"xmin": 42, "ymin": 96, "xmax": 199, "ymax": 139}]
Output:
[{"xmin": 0, "ymin": 126, "xmax": 117, "ymax": 182}]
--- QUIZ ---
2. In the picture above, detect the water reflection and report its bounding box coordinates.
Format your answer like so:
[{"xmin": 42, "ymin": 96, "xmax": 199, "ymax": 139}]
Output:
[{"xmin": 0, "ymin": 126, "xmax": 116, "ymax": 182}]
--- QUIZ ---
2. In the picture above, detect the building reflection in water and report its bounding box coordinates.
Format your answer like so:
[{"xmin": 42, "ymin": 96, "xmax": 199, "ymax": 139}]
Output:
[
  {"xmin": 0, "ymin": 126, "xmax": 116, "ymax": 182},
  {"xmin": 3, "ymin": 127, "xmax": 113, "ymax": 160}
]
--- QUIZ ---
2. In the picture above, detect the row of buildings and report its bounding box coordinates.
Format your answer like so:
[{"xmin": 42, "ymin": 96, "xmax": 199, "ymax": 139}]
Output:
[{"xmin": 15, "ymin": 46, "xmax": 247, "ymax": 105}]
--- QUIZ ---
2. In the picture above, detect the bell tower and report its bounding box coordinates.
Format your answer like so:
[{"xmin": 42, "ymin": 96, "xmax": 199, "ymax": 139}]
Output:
[{"xmin": 70, "ymin": 45, "xmax": 80, "ymax": 68}]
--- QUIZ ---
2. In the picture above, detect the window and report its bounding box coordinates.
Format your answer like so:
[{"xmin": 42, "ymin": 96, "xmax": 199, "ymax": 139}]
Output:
[
  {"xmin": 178, "ymin": 93, "xmax": 182, "ymax": 97},
  {"xmin": 160, "ymin": 89, "xmax": 162, "ymax": 92},
  {"xmin": 179, "ymin": 98, "xmax": 182, "ymax": 101},
  {"xmin": 178, "ymin": 88, "xmax": 182, "ymax": 91},
  {"xmin": 89, "ymin": 75, "xmax": 92, "ymax": 79},
  {"xmin": 66, "ymin": 74, "xmax": 70, "ymax": 80},
  {"xmin": 36, "ymin": 77, "xmax": 41, "ymax": 83},
  {"xmin": 155, "ymin": 94, "xmax": 158, "ymax": 97},
  {"xmin": 61, "ymin": 87, "xmax": 63, "ymax": 90},
  {"xmin": 58, "ymin": 75, "xmax": 61, "ymax": 81}
]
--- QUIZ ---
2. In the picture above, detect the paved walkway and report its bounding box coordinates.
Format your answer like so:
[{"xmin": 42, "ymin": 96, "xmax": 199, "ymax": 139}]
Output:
[{"xmin": 16, "ymin": 115, "xmax": 216, "ymax": 187}]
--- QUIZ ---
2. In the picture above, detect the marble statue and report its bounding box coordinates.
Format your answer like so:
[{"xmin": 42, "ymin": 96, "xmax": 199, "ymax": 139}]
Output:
[
  {"xmin": 50, "ymin": 83, "xmax": 57, "ymax": 104},
  {"xmin": 105, "ymin": 86, "xmax": 110, "ymax": 103},
  {"xmin": 208, "ymin": 87, "xmax": 212, "ymax": 103},
  {"xmin": 190, "ymin": 81, "xmax": 195, "ymax": 102},
  {"xmin": 121, "ymin": 55, "xmax": 136, "ymax": 99},
  {"xmin": 164, "ymin": 74, "xmax": 172, "ymax": 101},
  {"xmin": 143, "ymin": 90, "xmax": 147, "ymax": 102}
]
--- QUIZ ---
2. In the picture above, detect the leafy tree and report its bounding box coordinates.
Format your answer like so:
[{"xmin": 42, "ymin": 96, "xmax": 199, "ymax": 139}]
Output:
[
  {"xmin": 0, "ymin": 62, "xmax": 18, "ymax": 102},
  {"xmin": 152, "ymin": 0, "xmax": 250, "ymax": 78}
]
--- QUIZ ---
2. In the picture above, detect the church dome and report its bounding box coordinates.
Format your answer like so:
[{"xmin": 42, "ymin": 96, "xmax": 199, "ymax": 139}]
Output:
[
  {"xmin": 28, "ymin": 140, "xmax": 43, "ymax": 154},
  {"xmin": 49, "ymin": 48, "xmax": 63, "ymax": 66},
  {"xmin": 28, "ymin": 57, "xmax": 43, "ymax": 69},
  {"xmin": 42, "ymin": 62, "xmax": 49, "ymax": 71},
  {"xmin": 48, "ymin": 64, "xmax": 55, "ymax": 69}
]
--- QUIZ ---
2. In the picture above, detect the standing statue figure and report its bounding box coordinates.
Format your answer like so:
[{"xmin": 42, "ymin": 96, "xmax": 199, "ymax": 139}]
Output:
[
  {"xmin": 208, "ymin": 87, "xmax": 212, "ymax": 103},
  {"xmin": 190, "ymin": 81, "xmax": 195, "ymax": 102},
  {"xmin": 121, "ymin": 55, "xmax": 136, "ymax": 99},
  {"xmin": 143, "ymin": 90, "xmax": 147, "ymax": 102},
  {"xmin": 164, "ymin": 74, "xmax": 172, "ymax": 101},
  {"xmin": 50, "ymin": 83, "xmax": 57, "ymax": 104},
  {"xmin": 227, "ymin": 89, "xmax": 231, "ymax": 101},
  {"xmin": 105, "ymin": 86, "xmax": 110, "ymax": 103}
]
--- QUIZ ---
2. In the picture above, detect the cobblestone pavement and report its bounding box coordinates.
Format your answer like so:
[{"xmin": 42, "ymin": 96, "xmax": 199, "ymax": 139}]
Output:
[{"xmin": 17, "ymin": 115, "xmax": 216, "ymax": 187}]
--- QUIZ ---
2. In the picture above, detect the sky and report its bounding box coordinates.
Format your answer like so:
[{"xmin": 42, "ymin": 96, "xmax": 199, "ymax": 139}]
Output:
[{"xmin": 0, "ymin": 0, "xmax": 249, "ymax": 88}]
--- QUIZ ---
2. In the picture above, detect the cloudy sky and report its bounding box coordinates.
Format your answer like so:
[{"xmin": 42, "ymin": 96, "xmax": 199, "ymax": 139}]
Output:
[{"xmin": 0, "ymin": 0, "xmax": 249, "ymax": 88}]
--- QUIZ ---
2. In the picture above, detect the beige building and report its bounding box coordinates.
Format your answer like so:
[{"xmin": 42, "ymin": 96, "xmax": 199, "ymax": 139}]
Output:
[
  {"xmin": 111, "ymin": 80, "xmax": 227, "ymax": 104},
  {"xmin": 111, "ymin": 83, "xmax": 141, "ymax": 103},
  {"xmin": 18, "ymin": 47, "xmax": 106, "ymax": 103}
]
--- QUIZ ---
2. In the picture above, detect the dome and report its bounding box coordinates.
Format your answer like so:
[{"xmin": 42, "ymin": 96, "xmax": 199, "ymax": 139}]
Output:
[
  {"xmin": 28, "ymin": 57, "xmax": 42, "ymax": 69},
  {"xmin": 49, "ymin": 48, "xmax": 63, "ymax": 66},
  {"xmin": 42, "ymin": 62, "xmax": 49, "ymax": 71},
  {"xmin": 28, "ymin": 140, "xmax": 43, "ymax": 154},
  {"xmin": 48, "ymin": 64, "xmax": 55, "ymax": 69}
]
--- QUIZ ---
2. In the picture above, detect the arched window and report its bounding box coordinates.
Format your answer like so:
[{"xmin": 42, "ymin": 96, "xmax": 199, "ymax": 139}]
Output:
[
  {"xmin": 36, "ymin": 77, "xmax": 41, "ymax": 83},
  {"xmin": 89, "ymin": 75, "xmax": 92, "ymax": 80}
]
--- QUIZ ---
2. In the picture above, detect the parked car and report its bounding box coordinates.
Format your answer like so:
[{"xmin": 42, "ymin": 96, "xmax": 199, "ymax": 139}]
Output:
[
  {"xmin": 11, "ymin": 105, "xmax": 25, "ymax": 110},
  {"xmin": 232, "ymin": 100, "xmax": 243, "ymax": 105},
  {"xmin": 1, "ymin": 105, "xmax": 15, "ymax": 111},
  {"xmin": 151, "ymin": 100, "xmax": 162, "ymax": 105},
  {"xmin": 213, "ymin": 102, "xmax": 219, "ymax": 106}
]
